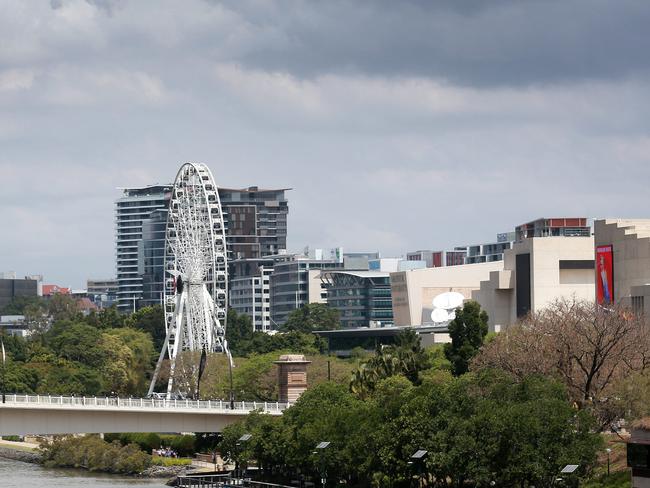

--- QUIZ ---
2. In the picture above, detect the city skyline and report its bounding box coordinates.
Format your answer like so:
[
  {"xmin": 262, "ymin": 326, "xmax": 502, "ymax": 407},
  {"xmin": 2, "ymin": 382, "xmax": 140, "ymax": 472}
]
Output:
[{"xmin": 3, "ymin": 1, "xmax": 650, "ymax": 288}]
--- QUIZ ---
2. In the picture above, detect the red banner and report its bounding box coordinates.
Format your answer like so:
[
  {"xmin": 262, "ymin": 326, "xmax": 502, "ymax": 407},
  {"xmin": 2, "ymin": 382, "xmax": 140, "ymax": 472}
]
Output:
[{"xmin": 596, "ymin": 245, "xmax": 614, "ymax": 305}]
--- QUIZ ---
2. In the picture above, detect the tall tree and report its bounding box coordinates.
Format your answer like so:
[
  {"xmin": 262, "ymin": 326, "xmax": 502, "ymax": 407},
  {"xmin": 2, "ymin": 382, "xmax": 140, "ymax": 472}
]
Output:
[
  {"xmin": 281, "ymin": 303, "xmax": 341, "ymax": 333},
  {"xmin": 473, "ymin": 298, "xmax": 650, "ymax": 428},
  {"xmin": 350, "ymin": 330, "xmax": 430, "ymax": 396},
  {"xmin": 444, "ymin": 300, "xmax": 489, "ymax": 376},
  {"xmin": 124, "ymin": 305, "xmax": 165, "ymax": 350}
]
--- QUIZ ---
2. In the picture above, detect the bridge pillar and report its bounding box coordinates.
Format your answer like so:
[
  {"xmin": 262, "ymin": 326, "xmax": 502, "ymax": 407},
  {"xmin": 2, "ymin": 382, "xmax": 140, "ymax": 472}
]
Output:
[{"xmin": 274, "ymin": 354, "xmax": 311, "ymax": 404}]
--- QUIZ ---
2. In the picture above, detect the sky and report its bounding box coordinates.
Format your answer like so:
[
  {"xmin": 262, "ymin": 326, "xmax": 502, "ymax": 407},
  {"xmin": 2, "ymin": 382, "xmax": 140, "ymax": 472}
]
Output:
[{"xmin": 2, "ymin": 0, "xmax": 650, "ymax": 288}]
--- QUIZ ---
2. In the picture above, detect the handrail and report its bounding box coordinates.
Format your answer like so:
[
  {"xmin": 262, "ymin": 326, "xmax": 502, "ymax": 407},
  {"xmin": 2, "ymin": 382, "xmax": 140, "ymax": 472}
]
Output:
[
  {"xmin": 176, "ymin": 475, "xmax": 295, "ymax": 488},
  {"xmin": 0, "ymin": 394, "xmax": 289, "ymax": 414}
]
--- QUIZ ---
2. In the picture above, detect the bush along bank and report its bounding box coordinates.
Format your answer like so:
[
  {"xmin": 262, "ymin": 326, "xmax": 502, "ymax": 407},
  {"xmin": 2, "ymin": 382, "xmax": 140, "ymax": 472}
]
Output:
[{"xmin": 38, "ymin": 435, "xmax": 191, "ymax": 477}]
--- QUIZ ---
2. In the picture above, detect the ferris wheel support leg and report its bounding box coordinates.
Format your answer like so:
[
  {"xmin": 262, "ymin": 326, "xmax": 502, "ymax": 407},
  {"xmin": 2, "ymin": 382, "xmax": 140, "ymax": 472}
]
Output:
[
  {"xmin": 166, "ymin": 317, "xmax": 183, "ymax": 400},
  {"xmin": 227, "ymin": 348, "xmax": 235, "ymax": 409},
  {"xmin": 148, "ymin": 331, "xmax": 171, "ymax": 397}
]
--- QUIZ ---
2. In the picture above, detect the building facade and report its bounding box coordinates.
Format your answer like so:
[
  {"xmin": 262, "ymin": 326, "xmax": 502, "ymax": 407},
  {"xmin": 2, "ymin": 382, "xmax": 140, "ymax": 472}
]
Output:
[
  {"xmin": 0, "ymin": 277, "xmax": 39, "ymax": 310},
  {"xmin": 473, "ymin": 235, "xmax": 595, "ymax": 331},
  {"xmin": 115, "ymin": 185, "xmax": 172, "ymax": 313},
  {"xmin": 390, "ymin": 261, "xmax": 504, "ymax": 326},
  {"xmin": 116, "ymin": 184, "xmax": 290, "ymax": 313},
  {"xmin": 139, "ymin": 208, "xmax": 168, "ymax": 308},
  {"xmin": 593, "ymin": 219, "xmax": 650, "ymax": 315},
  {"xmin": 515, "ymin": 217, "xmax": 591, "ymax": 241},
  {"xmin": 219, "ymin": 186, "xmax": 290, "ymax": 260},
  {"xmin": 229, "ymin": 255, "xmax": 287, "ymax": 332},
  {"xmin": 86, "ymin": 279, "xmax": 118, "ymax": 309},
  {"xmin": 269, "ymin": 259, "xmax": 343, "ymax": 326},
  {"xmin": 322, "ymin": 271, "xmax": 394, "ymax": 328},
  {"xmin": 457, "ymin": 232, "xmax": 515, "ymax": 265}
]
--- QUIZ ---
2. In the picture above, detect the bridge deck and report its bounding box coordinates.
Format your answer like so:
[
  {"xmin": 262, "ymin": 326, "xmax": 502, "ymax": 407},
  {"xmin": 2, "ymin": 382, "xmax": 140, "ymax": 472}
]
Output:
[{"xmin": 0, "ymin": 394, "xmax": 289, "ymax": 436}]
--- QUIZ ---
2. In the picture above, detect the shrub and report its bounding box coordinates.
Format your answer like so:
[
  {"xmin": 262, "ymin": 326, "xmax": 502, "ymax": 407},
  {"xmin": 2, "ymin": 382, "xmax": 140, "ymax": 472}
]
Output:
[
  {"xmin": 105, "ymin": 432, "xmax": 161, "ymax": 452},
  {"xmin": 152, "ymin": 456, "xmax": 193, "ymax": 466},
  {"xmin": 40, "ymin": 435, "xmax": 152, "ymax": 474},
  {"xmin": 1, "ymin": 436, "xmax": 22, "ymax": 442},
  {"xmin": 160, "ymin": 434, "xmax": 195, "ymax": 457}
]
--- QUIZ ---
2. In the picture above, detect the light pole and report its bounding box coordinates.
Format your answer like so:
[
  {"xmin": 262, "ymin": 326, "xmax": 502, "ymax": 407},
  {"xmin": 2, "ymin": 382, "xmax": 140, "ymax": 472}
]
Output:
[
  {"xmin": 236, "ymin": 434, "xmax": 252, "ymax": 479},
  {"xmin": 555, "ymin": 464, "xmax": 579, "ymax": 487},
  {"xmin": 1, "ymin": 336, "xmax": 6, "ymax": 404},
  {"xmin": 409, "ymin": 450, "xmax": 428, "ymax": 488},
  {"xmin": 606, "ymin": 448, "xmax": 612, "ymax": 477},
  {"xmin": 315, "ymin": 441, "xmax": 330, "ymax": 487}
]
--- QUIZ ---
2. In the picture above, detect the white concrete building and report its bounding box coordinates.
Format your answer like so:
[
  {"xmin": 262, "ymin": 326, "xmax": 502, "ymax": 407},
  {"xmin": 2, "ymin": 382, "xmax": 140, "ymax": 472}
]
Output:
[
  {"xmin": 473, "ymin": 236, "xmax": 595, "ymax": 331},
  {"xmin": 230, "ymin": 266, "xmax": 273, "ymax": 332},
  {"xmin": 390, "ymin": 261, "xmax": 504, "ymax": 326}
]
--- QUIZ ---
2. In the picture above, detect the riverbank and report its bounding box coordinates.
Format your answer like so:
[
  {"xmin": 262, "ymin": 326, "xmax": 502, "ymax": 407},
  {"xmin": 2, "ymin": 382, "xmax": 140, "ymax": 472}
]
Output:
[
  {"xmin": 0, "ymin": 438, "xmax": 191, "ymax": 479},
  {"xmin": 0, "ymin": 440, "xmax": 42, "ymax": 464}
]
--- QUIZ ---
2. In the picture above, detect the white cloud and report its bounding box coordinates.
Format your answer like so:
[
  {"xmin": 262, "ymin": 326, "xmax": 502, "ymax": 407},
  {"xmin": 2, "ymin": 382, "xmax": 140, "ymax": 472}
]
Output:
[
  {"xmin": 40, "ymin": 67, "xmax": 168, "ymax": 106},
  {"xmin": 0, "ymin": 69, "xmax": 35, "ymax": 91}
]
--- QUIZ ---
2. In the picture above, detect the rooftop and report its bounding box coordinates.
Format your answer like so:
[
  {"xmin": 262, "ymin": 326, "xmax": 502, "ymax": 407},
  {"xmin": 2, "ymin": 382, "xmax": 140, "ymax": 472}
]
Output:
[
  {"xmin": 314, "ymin": 324, "xmax": 449, "ymax": 338},
  {"xmin": 219, "ymin": 186, "xmax": 292, "ymax": 193}
]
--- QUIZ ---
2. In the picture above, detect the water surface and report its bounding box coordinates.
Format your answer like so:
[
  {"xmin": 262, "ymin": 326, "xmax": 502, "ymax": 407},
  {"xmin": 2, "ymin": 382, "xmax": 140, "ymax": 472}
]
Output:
[{"xmin": 0, "ymin": 457, "xmax": 166, "ymax": 487}]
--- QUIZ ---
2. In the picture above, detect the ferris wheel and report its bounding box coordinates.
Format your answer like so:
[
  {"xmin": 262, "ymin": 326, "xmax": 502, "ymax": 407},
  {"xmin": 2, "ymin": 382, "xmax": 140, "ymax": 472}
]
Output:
[{"xmin": 148, "ymin": 162, "xmax": 232, "ymax": 399}]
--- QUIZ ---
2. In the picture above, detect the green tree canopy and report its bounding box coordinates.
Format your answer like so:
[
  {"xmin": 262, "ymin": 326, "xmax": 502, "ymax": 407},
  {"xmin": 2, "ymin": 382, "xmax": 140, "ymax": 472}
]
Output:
[
  {"xmin": 220, "ymin": 371, "xmax": 602, "ymax": 487},
  {"xmin": 48, "ymin": 322, "xmax": 106, "ymax": 368},
  {"xmin": 281, "ymin": 303, "xmax": 341, "ymax": 333},
  {"xmin": 350, "ymin": 330, "xmax": 430, "ymax": 397},
  {"xmin": 124, "ymin": 305, "xmax": 165, "ymax": 350}
]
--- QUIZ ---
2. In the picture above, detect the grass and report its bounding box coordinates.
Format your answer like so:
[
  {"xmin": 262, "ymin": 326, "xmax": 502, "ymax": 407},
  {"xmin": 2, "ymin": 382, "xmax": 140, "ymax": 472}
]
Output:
[
  {"xmin": 0, "ymin": 441, "xmax": 38, "ymax": 453},
  {"xmin": 152, "ymin": 456, "xmax": 193, "ymax": 467},
  {"xmin": 583, "ymin": 435, "xmax": 631, "ymax": 488},
  {"xmin": 583, "ymin": 470, "xmax": 631, "ymax": 488}
]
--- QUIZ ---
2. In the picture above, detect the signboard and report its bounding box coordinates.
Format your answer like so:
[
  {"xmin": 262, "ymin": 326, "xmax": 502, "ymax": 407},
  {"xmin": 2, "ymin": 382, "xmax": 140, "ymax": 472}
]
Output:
[{"xmin": 596, "ymin": 245, "xmax": 614, "ymax": 305}]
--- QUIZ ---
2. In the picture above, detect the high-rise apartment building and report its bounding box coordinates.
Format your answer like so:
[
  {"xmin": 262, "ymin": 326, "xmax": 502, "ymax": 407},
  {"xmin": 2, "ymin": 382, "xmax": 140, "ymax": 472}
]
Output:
[
  {"xmin": 116, "ymin": 184, "xmax": 290, "ymax": 313},
  {"xmin": 219, "ymin": 186, "xmax": 290, "ymax": 259},
  {"xmin": 139, "ymin": 208, "xmax": 168, "ymax": 308},
  {"xmin": 115, "ymin": 185, "xmax": 172, "ymax": 313},
  {"xmin": 229, "ymin": 254, "xmax": 292, "ymax": 332}
]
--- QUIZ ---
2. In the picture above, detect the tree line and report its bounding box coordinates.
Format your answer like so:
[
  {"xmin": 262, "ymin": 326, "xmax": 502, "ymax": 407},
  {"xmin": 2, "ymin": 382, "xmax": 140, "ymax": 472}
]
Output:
[{"xmin": 219, "ymin": 298, "xmax": 650, "ymax": 487}]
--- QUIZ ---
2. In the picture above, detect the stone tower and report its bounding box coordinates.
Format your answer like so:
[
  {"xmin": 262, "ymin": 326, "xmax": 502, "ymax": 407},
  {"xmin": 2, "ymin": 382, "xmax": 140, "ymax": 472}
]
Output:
[{"xmin": 275, "ymin": 354, "xmax": 311, "ymax": 403}]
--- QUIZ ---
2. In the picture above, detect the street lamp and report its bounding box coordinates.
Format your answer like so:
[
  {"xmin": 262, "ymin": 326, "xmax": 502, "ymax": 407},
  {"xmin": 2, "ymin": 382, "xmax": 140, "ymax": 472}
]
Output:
[
  {"xmin": 1, "ymin": 336, "xmax": 6, "ymax": 404},
  {"xmin": 410, "ymin": 450, "xmax": 428, "ymax": 488},
  {"xmin": 236, "ymin": 434, "xmax": 252, "ymax": 479},
  {"xmin": 555, "ymin": 464, "xmax": 579, "ymax": 487},
  {"xmin": 315, "ymin": 441, "xmax": 330, "ymax": 487},
  {"xmin": 606, "ymin": 448, "xmax": 612, "ymax": 477}
]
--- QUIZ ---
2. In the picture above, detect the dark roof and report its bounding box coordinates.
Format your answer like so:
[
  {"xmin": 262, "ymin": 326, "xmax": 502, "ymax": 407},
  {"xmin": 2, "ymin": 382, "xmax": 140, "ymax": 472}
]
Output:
[
  {"xmin": 218, "ymin": 186, "xmax": 292, "ymax": 193},
  {"xmin": 313, "ymin": 325, "xmax": 448, "ymax": 338}
]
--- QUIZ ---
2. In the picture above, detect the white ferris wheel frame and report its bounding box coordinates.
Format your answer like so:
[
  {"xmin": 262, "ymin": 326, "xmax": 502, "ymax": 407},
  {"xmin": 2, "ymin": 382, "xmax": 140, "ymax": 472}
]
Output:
[{"xmin": 148, "ymin": 162, "xmax": 232, "ymax": 399}]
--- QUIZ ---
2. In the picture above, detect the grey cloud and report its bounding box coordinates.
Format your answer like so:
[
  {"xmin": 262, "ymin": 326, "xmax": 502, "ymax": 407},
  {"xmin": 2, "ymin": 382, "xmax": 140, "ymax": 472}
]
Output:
[
  {"xmin": 1, "ymin": 0, "xmax": 650, "ymax": 287},
  {"xmin": 212, "ymin": 0, "xmax": 650, "ymax": 86}
]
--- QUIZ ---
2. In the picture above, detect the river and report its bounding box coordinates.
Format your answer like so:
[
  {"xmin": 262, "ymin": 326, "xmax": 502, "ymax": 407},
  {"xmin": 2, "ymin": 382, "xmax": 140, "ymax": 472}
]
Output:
[{"xmin": 0, "ymin": 457, "xmax": 167, "ymax": 487}]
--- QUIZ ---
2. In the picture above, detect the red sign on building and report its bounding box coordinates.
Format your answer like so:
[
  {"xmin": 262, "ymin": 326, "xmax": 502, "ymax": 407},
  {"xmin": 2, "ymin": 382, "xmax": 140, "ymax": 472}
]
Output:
[{"xmin": 596, "ymin": 245, "xmax": 614, "ymax": 305}]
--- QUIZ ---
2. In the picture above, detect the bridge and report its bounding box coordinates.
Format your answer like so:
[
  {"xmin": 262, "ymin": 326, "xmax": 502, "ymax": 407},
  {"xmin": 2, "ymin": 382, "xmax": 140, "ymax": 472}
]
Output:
[{"xmin": 0, "ymin": 394, "xmax": 289, "ymax": 436}]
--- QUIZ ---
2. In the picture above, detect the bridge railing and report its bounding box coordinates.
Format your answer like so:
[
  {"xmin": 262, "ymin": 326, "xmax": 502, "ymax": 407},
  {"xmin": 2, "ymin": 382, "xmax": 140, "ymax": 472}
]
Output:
[{"xmin": 2, "ymin": 394, "xmax": 290, "ymax": 413}]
